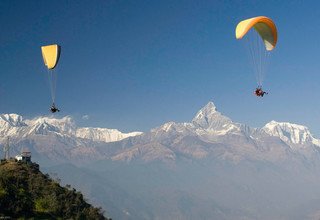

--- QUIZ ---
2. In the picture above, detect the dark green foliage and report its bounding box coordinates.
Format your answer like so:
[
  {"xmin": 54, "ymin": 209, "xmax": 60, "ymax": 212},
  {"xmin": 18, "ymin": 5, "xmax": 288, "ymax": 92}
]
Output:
[{"xmin": 0, "ymin": 161, "xmax": 109, "ymax": 219}]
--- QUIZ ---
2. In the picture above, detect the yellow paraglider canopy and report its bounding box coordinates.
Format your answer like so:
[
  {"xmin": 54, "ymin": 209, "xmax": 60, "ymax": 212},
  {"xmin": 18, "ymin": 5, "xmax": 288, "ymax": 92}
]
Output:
[
  {"xmin": 41, "ymin": 44, "xmax": 61, "ymax": 69},
  {"xmin": 235, "ymin": 16, "xmax": 277, "ymax": 51}
]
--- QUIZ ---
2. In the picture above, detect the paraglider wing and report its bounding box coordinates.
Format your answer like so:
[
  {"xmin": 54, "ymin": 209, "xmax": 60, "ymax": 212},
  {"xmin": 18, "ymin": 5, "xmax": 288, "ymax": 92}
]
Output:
[
  {"xmin": 41, "ymin": 44, "xmax": 61, "ymax": 69},
  {"xmin": 235, "ymin": 16, "xmax": 277, "ymax": 51}
]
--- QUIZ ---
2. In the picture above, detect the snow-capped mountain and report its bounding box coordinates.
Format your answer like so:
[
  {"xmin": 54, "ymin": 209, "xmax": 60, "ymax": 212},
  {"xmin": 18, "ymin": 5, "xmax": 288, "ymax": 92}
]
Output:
[
  {"xmin": 262, "ymin": 120, "xmax": 320, "ymax": 146},
  {"xmin": 76, "ymin": 127, "xmax": 142, "ymax": 143},
  {"xmin": 1, "ymin": 101, "xmax": 320, "ymax": 165},
  {"xmin": 96, "ymin": 101, "xmax": 320, "ymax": 163},
  {"xmin": 0, "ymin": 114, "xmax": 143, "ymax": 163},
  {"xmin": 192, "ymin": 102, "xmax": 236, "ymax": 131},
  {"xmin": 0, "ymin": 114, "xmax": 141, "ymax": 142},
  {"xmin": 150, "ymin": 102, "xmax": 241, "ymax": 138}
]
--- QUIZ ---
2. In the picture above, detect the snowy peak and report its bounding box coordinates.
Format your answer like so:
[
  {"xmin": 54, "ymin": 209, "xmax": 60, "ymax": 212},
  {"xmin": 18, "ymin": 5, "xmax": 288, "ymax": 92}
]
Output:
[
  {"xmin": 196, "ymin": 102, "xmax": 217, "ymax": 115},
  {"xmin": 153, "ymin": 122, "xmax": 176, "ymax": 133},
  {"xmin": 76, "ymin": 127, "xmax": 142, "ymax": 143},
  {"xmin": 192, "ymin": 102, "xmax": 218, "ymax": 121},
  {"xmin": 192, "ymin": 102, "xmax": 234, "ymax": 131},
  {"xmin": 26, "ymin": 116, "xmax": 76, "ymax": 136},
  {"xmin": 262, "ymin": 120, "xmax": 317, "ymax": 145},
  {"xmin": 151, "ymin": 102, "xmax": 240, "ymax": 138},
  {"xmin": 29, "ymin": 121, "xmax": 60, "ymax": 135},
  {"xmin": 0, "ymin": 114, "xmax": 26, "ymax": 127},
  {"xmin": 27, "ymin": 116, "xmax": 75, "ymax": 128}
]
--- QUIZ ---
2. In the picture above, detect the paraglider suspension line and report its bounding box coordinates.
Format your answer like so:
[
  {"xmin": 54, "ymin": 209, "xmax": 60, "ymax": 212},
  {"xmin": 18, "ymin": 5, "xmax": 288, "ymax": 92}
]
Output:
[{"xmin": 47, "ymin": 69, "xmax": 57, "ymax": 104}]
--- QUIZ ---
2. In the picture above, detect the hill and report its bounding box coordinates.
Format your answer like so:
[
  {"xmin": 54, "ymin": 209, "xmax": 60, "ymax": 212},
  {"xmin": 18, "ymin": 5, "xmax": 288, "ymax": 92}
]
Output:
[{"xmin": 0, "ymin": 159, "xmax": 110, "ymax": 219}]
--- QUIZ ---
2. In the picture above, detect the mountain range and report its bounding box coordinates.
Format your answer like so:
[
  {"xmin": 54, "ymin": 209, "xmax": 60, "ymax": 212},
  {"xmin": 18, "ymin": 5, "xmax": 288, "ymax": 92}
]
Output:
[
  {"xmin": 2, "ymin": 102, "xmax": 320, "ymax": 219},
  {"xmin": 2, "ymin": 101, "xmax": 320, "ymax": 165}
]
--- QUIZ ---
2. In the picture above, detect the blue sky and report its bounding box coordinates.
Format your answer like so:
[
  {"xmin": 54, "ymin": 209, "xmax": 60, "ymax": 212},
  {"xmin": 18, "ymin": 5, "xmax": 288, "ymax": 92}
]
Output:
[{"xmin": 1, "ymin": 0, "xmax": 320, "ymax": 134}]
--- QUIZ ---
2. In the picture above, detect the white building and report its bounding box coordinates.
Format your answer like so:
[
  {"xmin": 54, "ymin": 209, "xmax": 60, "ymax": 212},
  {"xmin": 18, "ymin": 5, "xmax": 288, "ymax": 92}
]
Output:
[{"xmin": 15, "ymin": 151, "xmax": 31, "ymax": 163}]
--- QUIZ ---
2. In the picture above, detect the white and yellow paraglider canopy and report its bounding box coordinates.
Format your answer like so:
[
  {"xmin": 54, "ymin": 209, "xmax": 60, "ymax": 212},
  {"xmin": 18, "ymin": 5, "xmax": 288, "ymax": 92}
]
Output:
[
  {"xmin": 41, "ymin": 44, "xmax": 61, "ymax": 69},
  {"xmin": 235, "ymin": 16, "xmax": 277, "ymax": 51}
]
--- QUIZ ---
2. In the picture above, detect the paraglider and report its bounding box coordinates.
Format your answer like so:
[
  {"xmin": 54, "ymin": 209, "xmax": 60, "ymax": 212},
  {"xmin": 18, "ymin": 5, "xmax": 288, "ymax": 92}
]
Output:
[
  {"xmin": 254, "ymin": 87, "xmax": 268, "ymax": 97},
  {"xmin": 50, "ymin": 103, "xmax": 60, "ymax": 113},
  {"xmin": 235, "ymin": 16, "xmax": 277, "ymax": 97},
  {"xmin": 41, "ymin": 44, "xmax": 61, "ymax": 112}
]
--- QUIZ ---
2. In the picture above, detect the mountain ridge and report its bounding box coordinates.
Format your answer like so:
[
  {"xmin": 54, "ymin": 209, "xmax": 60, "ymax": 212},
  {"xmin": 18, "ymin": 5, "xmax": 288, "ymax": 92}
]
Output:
[
  {"xmin": 1, "ymin": 102, "xmax": 320, "ymax": 165},
  {"xmin": 0, "ymin": 114, "xmax": 142, "ymax": 143}
]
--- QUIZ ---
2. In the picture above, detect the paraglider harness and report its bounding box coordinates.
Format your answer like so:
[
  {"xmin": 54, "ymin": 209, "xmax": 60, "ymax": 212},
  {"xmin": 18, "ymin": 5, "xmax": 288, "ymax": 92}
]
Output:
[
  {"xmin": 50, "ymin": 103, "xmax": 60, "ymax": 113},
  {"xmin": 254, "ymin": 86, "xmax": 268, "ymax": 97}
]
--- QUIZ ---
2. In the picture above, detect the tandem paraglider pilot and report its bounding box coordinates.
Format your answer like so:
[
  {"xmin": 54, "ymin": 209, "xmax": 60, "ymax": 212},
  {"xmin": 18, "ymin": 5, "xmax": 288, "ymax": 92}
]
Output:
[
  {"xmin": 50, "ymin": 103, "xmax": 60, "ymax": 113},
  {"xmin": 254, "ymin": 87, "xmax": 268, "ymax": 97}
]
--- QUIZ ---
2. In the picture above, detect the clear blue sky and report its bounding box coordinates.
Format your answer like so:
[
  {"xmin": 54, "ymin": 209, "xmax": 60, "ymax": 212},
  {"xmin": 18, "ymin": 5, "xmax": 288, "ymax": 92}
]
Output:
[{"xmin": 1, "ymin": 0, "xmax": 320, "ymax": 134}]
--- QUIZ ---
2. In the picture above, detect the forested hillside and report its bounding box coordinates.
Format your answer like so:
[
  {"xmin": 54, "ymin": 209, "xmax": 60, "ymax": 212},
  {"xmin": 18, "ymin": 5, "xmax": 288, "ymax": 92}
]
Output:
[{"xmin": 0, "ymin": 160, "xmax": 110, "ymax": 219}]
